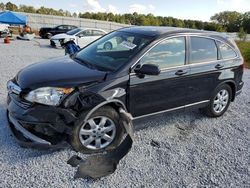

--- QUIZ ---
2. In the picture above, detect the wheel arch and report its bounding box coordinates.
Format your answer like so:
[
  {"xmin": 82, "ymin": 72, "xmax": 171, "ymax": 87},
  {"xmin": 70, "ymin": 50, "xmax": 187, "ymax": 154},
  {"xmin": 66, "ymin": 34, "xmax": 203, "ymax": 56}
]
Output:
[
  {"xmin": 83, "ymin": 99, "xmax": 127, "ymax": 122},
  {"xmin": 216, "ymin": 80, "xmax": 236, "ymax": 102}
]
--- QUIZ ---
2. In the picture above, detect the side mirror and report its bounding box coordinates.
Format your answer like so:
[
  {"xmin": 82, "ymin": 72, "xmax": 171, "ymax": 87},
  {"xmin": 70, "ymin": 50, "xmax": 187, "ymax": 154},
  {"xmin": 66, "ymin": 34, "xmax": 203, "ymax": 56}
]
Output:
[{"xmin": 134, "ymin": 64, "xmax": 160, "ymax": 76}]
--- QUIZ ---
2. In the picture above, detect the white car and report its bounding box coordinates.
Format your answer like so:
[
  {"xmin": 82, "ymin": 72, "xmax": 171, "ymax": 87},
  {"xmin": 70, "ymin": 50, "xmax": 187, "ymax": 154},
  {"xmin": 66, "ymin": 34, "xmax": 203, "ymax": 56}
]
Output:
[
  {"xmin": 0, "ymin": 24, "xmax": 10, "ymax": 38},
  {"xmin": 50, "ymin": 28, "xmax": 107, "ymax": 48}
]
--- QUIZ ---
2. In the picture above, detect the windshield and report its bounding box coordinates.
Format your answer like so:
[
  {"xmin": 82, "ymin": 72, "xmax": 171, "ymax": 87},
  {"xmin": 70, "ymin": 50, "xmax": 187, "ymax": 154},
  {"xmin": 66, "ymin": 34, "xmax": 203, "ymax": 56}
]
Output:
[
  {"xmin": 74, "ymin": 31, "xmax": 153, "ymax": 72},
  {"xmin": 67, "ymin": 28, "xmax": 81, "ymax": 35}
]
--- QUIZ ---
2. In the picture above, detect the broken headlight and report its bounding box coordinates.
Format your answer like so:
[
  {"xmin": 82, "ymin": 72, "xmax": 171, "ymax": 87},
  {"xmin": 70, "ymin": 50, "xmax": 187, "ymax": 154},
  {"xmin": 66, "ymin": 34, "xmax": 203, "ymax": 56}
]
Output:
[{"xmin": 24, "ymin": 87, "xmax": 73, "ymax": 106}]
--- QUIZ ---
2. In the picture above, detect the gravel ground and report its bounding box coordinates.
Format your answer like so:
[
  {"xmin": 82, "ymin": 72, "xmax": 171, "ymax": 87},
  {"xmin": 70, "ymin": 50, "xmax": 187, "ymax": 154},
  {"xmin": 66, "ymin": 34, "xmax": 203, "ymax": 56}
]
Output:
[{"xmin": 0, "ymin": 38, "xmax": 249, "ymax": 188}]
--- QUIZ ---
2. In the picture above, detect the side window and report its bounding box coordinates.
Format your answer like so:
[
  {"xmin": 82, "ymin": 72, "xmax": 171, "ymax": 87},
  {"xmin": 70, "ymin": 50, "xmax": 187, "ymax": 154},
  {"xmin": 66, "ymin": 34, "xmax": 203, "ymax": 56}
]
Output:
[
  {"xmin": 217, "ymin": 41, "xmax": 237, "ymax": 59},
  {"xmin": 57, "ymin": 25, "xmax": 64, "ymax": 30},
  {"xmin": 190, "ymin": 37, "xmax": 218, "ymax": 63},
  {"xmin": 92, "ymin": 30, "xmax": 105, "ymax": 36},
  {"xmin": 77, "ymin": 30, "xmax": 92, "ymax": 37},
  {"xmin": 139, "ymin": 37, "xmax": 186, "ymax": 69}
]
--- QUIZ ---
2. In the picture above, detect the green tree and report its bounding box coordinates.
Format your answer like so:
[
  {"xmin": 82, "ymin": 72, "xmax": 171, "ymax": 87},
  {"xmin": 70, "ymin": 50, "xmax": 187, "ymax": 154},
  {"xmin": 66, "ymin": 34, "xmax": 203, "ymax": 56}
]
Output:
[
  {"xmin": 0, "ymin": 2, "xmax": 5, "ymax": 11},
  {"xmin": 19, "ymin": 5, "xmax": 36, "ymax": 13},
  {"xmin": 216, "ymin": 25, "xmax": 227, "ymax": 32},
  {"xmin": 238, "ymin": 27, "xmax": 247, "ymax": 41},
  {"xmin": 242, "ymin": 12, "xmax": 250, "ymax": 33},
  {"xmin": 210, "ymin": 11, "xmax": 243, "ymax": 32},
  {"xmin": 5, "ymin": 1, "xmax": 18, "ymax": 11}
]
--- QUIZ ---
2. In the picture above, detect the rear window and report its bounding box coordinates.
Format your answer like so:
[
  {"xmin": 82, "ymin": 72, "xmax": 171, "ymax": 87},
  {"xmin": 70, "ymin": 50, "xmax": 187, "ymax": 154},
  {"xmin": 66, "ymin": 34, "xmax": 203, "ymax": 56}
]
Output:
[
  {"xmin": 190, "ymin": 37, "xmax": 218, "ymax": 63},
  {"xmin": 217, "ymin": 41, "xmax": 237, "ymax": 59}
]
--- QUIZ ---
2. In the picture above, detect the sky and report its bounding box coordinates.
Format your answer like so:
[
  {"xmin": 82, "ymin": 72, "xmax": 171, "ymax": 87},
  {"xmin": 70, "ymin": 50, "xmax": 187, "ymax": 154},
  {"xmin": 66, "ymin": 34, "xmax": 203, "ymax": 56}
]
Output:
[{"xmin": 2, "ymin": 0, "xmax": 250, "ymax": 21}]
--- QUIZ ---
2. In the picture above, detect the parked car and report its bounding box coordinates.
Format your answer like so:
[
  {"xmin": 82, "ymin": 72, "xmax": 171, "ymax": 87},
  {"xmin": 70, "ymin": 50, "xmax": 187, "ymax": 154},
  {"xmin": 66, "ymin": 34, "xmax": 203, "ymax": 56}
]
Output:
[
  {"xmin": 7, "ymin": 26, "xmax": 244, "ymax": 152},
  {"xmin": 0, "ymin": 23, "xmax": 10, "ymax": 38},
  {"xmin": 50, "ymin": 28, "xmax": 107, "ymax": 48},
  {"xmin": 39, "ymin": 24, "xmax": 77, "ymax": 39}
]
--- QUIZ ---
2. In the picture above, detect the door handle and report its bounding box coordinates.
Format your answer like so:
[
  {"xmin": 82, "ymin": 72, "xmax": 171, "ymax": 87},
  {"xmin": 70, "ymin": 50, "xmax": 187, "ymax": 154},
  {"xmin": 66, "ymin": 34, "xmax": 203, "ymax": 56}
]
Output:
[
  {"xmin": 215, "ymin": 64, "xmax": 224, "ymax": 69},
  {"xmin": 175, "ymin": 70, "xmax": 188, "ymax": 76}
]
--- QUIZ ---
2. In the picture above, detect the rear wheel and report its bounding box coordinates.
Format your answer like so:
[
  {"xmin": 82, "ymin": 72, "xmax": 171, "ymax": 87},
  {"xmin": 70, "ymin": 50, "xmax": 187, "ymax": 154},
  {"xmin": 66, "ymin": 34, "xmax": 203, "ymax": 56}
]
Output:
[
  {"xmin": 70, "ymin": 106, "xmax": 124, "ymax": 153},
  {"xmin": 201, "ymin": 84, "xmax": 232, "ymax": 117}
]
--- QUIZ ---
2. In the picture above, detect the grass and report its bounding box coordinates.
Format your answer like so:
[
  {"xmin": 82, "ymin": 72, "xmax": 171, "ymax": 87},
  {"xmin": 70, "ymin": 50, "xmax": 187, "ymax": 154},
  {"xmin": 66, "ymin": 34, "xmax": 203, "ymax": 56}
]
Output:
[{"xmin": 236, "ymin": 41, "xmax": 250, "ymax": 68}]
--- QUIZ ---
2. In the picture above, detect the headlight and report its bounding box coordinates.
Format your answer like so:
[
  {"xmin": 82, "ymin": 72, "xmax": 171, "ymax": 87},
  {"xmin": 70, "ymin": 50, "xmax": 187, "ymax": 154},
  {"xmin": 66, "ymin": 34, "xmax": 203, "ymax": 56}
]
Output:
[{"xmin": 24, "ymin": 87, "xmax": 74, "ymax": 106}]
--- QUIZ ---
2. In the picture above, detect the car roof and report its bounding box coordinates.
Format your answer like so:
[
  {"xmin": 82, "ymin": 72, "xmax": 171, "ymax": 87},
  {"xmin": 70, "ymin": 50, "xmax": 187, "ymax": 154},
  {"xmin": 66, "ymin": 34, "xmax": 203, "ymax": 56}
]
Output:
[
  {"xmin": 118, "ymin": 26, "xmax": 230, "ymax": 40},
  {"xmin": 78, "ymin": 27, "xmax": 107, "ymax": 32}
]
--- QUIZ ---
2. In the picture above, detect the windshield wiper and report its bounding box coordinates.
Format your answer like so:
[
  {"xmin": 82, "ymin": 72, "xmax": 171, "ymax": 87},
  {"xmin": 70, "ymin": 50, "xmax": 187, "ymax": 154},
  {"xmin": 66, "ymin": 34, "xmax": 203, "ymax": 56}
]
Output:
[{"xmin": 73, "ymin": 56, "xmax": 97, "ymax": 70}]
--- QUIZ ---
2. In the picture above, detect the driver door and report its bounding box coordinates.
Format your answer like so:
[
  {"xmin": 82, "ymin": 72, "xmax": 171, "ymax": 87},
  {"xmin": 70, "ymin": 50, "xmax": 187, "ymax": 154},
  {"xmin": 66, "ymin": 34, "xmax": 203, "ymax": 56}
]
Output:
[{"xmin": 129, "ymin": 36, "xmax": 190, "ymax": 117}]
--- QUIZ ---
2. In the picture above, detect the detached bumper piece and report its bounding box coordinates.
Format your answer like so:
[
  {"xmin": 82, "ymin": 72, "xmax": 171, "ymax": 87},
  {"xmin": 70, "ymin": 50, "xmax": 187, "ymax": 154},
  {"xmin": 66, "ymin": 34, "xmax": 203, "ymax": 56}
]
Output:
[
  {"xmin": 8, "ymin": 113, "xmax": 69, "ymax": 150},
  {"xmin": 67, "ymin": 108, "xmax": 134, "ymax": 179}
]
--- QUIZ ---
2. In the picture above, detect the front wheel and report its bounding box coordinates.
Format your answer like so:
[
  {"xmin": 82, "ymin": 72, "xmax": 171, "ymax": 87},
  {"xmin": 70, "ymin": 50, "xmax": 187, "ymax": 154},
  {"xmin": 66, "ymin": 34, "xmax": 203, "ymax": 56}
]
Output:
[
  {"xmin": 201, "ymin": 84, "xmax": 232, "ymax": 117},
  {"xmin": 70, "ymin": 106, "xmax": 124, "ymax": 153}
]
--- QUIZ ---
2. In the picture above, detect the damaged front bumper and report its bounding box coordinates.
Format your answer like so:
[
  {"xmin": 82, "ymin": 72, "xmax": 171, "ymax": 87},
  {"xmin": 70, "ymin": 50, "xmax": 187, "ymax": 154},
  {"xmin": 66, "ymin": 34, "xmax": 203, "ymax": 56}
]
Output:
[{"xmin": 7, "ymin": 93, "xmax": 76, "ymax": 149}]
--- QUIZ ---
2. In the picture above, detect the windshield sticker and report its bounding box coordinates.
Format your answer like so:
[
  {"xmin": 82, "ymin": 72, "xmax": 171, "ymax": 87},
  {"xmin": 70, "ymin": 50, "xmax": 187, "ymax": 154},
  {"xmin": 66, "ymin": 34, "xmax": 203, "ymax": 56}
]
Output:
[{"xmin": 119, "ymin": 41, "xmax": 137, "ymax": 49}]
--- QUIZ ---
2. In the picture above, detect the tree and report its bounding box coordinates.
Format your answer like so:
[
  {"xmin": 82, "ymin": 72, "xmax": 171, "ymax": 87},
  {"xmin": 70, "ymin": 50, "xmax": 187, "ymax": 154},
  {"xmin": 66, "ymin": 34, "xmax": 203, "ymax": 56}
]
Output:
[
  {"xmin": 0, "ymin": 2, "xmax": 5, "ymax": 11},
  {"xmin": 242, "ymin": 12, "xmax": 250, "ymax": 33},
  {"xmin": 72, "ymin": 12, "xmax": 78, "ymax": 18},
  {"xmin": 19, "ymin": 5, "xmax": 36, "ymax": 13},
  {"xmin": 216, "ymin": 25, "xmax": 227, "ymax": 32},
  {"xmin": 5, "ymin": 2, "xmax": 18, "ymax": 11},
  {"xmin": 211, "ymin": 11, "xmax": 243, "ymax": 32},
  {"xmin": 238, "ymin": 27, "xmax": 247, "ymax": 41}
]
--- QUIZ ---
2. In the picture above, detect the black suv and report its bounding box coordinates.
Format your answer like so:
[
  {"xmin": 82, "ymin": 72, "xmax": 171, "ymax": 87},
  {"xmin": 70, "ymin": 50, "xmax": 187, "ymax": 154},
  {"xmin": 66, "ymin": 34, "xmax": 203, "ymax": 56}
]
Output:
[
  {"xmin": 39, "ymin": 24, "xmax": 77, "ymax": 39},
  {"xmin": 7, "ymin": 26, "xmax": 244, "ymax": 152}
]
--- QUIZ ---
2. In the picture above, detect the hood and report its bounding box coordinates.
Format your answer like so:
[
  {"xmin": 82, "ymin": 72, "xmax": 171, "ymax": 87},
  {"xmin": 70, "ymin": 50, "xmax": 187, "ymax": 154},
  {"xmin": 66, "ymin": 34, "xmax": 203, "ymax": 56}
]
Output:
[
  {"xmin": 51, "ymin": 33, "xmax": 72, "ymax": 40},
  {"xmin": 16, "ymin": 56, "xmax": 107, "ymax": 90}
]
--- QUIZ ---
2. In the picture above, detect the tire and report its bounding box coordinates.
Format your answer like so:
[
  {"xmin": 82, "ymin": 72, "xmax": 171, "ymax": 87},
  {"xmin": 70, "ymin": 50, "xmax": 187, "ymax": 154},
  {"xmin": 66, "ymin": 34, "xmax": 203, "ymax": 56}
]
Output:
[
  {"xmin": 47, "ymin": 33, "xmax": 52, "ymax": 39},
  {"xmin": 201, "ymin": 84, "xmax": 232, "ymax": 117},
  {"xmin": 104, "ymin": 42, "xmax": 112, "ymax": 50},
  {"xmin": 70, "ymin": 106, "xmax": 124, "ymax": 153},
  {"xmin": 50, "ymin": 40, "xmax": 56, "ymax": 47}
]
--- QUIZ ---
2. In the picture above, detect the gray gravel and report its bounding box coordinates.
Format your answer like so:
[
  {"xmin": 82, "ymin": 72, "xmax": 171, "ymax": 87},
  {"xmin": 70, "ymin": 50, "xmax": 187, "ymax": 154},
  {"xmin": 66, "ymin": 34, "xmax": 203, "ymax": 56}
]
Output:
[{"xmin": 0, "ymin": 38, "xmax": 249, "ymax": 188}]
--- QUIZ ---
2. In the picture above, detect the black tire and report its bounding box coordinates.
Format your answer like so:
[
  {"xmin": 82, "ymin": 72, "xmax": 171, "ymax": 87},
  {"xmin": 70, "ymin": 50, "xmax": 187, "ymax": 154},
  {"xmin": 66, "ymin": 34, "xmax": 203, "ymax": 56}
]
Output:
[
  {"xmin": 104, "ymin": 42, "xmax": 112, "ymax": 50},
  {"xmin": 201, "ymin": 84, "xmax": 232, "ymax": 117},
  {"xmin": 50, "ymin": 40, "xmax": 56, "ymax": 47},
  {"xmin": 70, "ymin": 106, "xmax": 124, "ymax": 153},
  {"xmin": 47, "ymin": 33, "xmax": 52, "ymax": 39}
]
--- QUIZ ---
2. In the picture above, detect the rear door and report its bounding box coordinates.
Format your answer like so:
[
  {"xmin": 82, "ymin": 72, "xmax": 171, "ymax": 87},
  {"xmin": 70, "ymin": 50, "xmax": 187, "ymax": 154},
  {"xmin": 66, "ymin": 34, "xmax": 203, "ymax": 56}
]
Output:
[
  {"xmin": 186, "ymin": 36, "xmax": 224, "ymax": 103},
  {"xmin": 129, "ymin": 36, "xmax": 191, "ymax": 117}
]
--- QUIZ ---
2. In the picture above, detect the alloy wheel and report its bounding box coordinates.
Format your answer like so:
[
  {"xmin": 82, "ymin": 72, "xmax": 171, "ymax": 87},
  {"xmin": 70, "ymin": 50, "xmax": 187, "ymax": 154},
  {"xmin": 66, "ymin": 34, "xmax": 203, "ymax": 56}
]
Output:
[
  {"xmin": 79, "ymin": 116, "xmax": 116, "ymax": 150},
  {"xmin": 213, "ymin": 89, "xmax": 229, "ymax": 114}
]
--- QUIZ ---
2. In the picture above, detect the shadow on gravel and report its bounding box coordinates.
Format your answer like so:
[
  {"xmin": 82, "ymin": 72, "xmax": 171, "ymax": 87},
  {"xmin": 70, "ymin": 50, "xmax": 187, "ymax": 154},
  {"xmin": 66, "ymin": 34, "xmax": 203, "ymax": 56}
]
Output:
[
  {"xmin": 0, "ymin": 104, "xmax": 67, "ymax": 164},
  {"xmin": 32, "ymin": 39, "xmax": 63, "ymax": 50},
  {"xmin": 134, "ymin": 109, "xmax": 204, "ymax": 132}
]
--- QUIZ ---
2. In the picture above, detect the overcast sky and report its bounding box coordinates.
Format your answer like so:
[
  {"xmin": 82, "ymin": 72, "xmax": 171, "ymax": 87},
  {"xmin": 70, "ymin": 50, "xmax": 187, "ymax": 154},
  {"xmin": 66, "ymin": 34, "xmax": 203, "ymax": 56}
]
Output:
[{"xmin": 2, "ymin": 0, "xmax": 250, "ymax": 21}]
